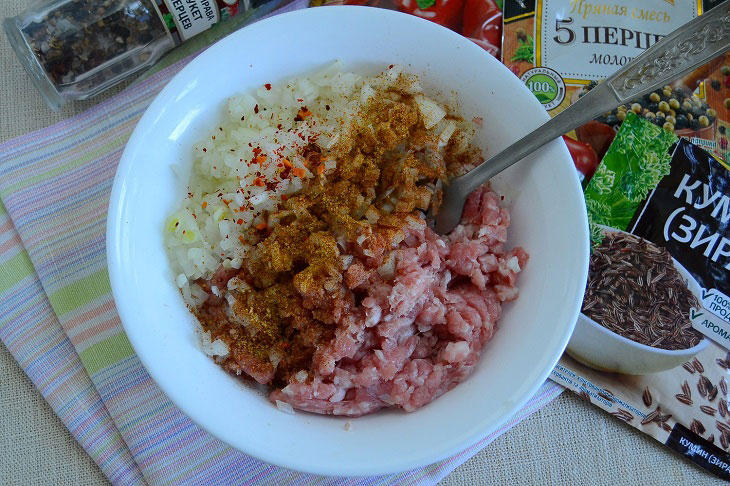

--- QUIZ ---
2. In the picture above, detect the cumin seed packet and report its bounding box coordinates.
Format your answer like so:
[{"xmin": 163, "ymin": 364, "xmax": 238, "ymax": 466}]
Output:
[{"xmin": 551, "ymin": 113, "xmax": 730, "ymax": 479}]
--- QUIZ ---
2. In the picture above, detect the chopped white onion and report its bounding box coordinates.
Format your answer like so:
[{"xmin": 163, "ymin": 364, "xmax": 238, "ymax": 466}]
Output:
[
  {"xmin": 209, "ymin": 339, "xmax": 229, "ymax": 357},
  {"xmin": 507, "ymin": 256, "xmax": 522, "ymax": 273},
  {"xmin": 365, "ymin": 207, "xmax": 380, "ymax": 224},
  {"xmin": 329, "ymin": 387, "xmax": 346, "ymax": 403},
  {"xmin": 340, "ymin": 255, "xmax": 354, "ymax": 269},
  {"xmin": 249, "ymin": 192, "xmax": 269, "ymax": 207},
  {"xmin": 269, "ymin": 349, "xmax": 282, "ymax": 367},
  {"xmin": 378, "ymin": 253, "xmax": 396, "ymax": 278},
  {"xmin": 175, "ymin": 273, "xmax": 188, "ymax": 288},
  {"xmin": 276, "ymin": 400, "xmax": 295, "ymax": 414},
  {"xmin": 295, "ymin": 370, "xmax": 308, "ymax": 383},
  {"xmin": 414, "ymin": 95, "xmax": 446, "ymax": 129},
  {"xmin": 438, "ymin": 120, "xmax": 458, "ymax": 148}
]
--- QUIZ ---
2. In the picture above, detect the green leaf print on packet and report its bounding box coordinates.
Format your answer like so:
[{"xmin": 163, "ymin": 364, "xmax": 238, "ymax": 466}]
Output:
[{"xmin": 583, "ymin": 112, "xmax": 677, "ymax": 246}]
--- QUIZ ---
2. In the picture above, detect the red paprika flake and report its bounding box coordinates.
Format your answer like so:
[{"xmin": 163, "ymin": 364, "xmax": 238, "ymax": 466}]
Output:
[
  {"xmin": 264, "ymin": 83, "xmax": 272, "ymax": 90},
  {"xmin": 254, "ymin": 104, "xmax": 259, "ymax": 114}
]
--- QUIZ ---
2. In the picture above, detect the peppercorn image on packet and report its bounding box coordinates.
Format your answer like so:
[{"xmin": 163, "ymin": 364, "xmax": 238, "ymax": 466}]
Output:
[
  {"xmin": 501, "ymin": 0, "xmax": 729, "ymax": 182},
  {"xmin": 592, "ymin": 51, "xmax": 730, "ymax": 165},
  {"xmin": 550, "ymin": 113, "xmax": 730, "ymax": 479}
]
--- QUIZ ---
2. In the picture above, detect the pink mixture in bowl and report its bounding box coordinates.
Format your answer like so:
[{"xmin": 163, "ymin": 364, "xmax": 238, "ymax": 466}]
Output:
[
  {"xmin": 177, "ymin": 72, "xmax": 528, "ymax": 417},
  {"xmin": 269, "ymin": 187, "xmax": 527, "ymax": 416}
]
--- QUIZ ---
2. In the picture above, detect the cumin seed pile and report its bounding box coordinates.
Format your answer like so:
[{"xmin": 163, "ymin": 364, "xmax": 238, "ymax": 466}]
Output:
[{"xmin": 582, "ymin": 232, "xmax": 702, "ymax": 350}]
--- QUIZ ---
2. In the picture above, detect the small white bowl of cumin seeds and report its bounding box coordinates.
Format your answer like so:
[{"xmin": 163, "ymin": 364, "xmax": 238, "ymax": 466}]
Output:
[{"xmin": 567, "ymin": 226, "xmax": 709, "ymax": 375}]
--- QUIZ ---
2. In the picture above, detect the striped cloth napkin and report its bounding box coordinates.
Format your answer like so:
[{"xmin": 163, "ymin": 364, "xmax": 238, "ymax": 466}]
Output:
[{"xmin": 0, "ymin": 3, "xmax": 564, "ymax": 484}]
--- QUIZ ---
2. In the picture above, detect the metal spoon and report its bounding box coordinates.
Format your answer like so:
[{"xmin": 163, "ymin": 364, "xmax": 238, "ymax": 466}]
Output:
[{"xmin": 433, "ymin": 3, "xmax": 730, "ymax": 235}]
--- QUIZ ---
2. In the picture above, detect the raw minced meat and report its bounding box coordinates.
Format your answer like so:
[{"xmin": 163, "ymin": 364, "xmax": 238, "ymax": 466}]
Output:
[{"xmin": 268, "ymin": 186, "xmax": 526, "ymax": 416}]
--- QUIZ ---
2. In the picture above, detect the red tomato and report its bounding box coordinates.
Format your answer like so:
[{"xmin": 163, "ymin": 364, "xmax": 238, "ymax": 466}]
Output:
[
  {"xmin": 396, "ymin": 0, "xmax": 466, "ymax": 30},
  {"xmin": 562, "ymin": 135, "xmax": 599, "ymax": 180},
  {"xmin": 575, "ymin": 121, "xmax": 616, "ymax": 160},
  {"xmin": 342, "ymin": 0, "xmax": 386, "ymax": 4},
  {"xmin": 460, "ymin": 0, "xmax": 502, "ymax": 56},
  {"xmin": 469, "ymin": 37, "xmax": 499, "ymax": 57},
  {"xmin": 462, "ymin": 0, "xmax": 501, "ymax": 44}
]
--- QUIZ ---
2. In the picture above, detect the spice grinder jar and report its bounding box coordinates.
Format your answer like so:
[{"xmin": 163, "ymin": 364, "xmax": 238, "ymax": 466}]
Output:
[
  {"xmin": 5, "ymin": 0, "xmax": 176, "ymax": 110},
  {"xmin": 4, "ymin": 0, "xmax": 268, "ymax": 111}
]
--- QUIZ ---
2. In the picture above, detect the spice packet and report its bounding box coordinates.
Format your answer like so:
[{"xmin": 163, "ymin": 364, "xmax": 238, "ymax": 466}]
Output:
[
  {"xmin": 551, "ymin": 113, "xmax": 730, "ymax": 479},
  {"xmin": 500, "ymin": 0, "xmax": 728, "ymax": 181},
  {"xmin": 310, "ymin": 0, "xmax": 504, "ymax": 57}
]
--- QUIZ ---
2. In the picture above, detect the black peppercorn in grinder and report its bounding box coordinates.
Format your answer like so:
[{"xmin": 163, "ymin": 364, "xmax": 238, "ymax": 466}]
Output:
[{"xmin": 4, "ymin": 0, "xmax": 282, "ymax": 110}]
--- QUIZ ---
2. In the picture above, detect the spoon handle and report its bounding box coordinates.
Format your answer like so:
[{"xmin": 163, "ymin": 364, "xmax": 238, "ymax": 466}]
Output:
[{"xmin": 448, "ymin": 3, "xmax": 730, "ymax": 199}]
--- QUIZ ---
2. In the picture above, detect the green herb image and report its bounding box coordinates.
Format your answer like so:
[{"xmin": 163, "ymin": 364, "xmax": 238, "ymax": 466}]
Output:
[
  {"xmin": 511, "ymin": 28, "xmax": 534, "ymax": 63},
  {"xmin": 590, "ymin": 164, "xmax": 616, "ymax": 195},
  {"xmin": 583, "ymin": 112, "xmax": 677, "ymax": 244},
  {"xmin": 163, "ymin": 13, "xmax": 175, "ymax": 30}
]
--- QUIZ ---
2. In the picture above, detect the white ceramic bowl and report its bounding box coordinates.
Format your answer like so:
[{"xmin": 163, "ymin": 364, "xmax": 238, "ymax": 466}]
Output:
[
  {"xmin": 566, "ymin": 226, "xmax": 709, "ymax": 375},
  {"xmin": 107, "ymin": 6, "xmax": 589, "ymax": 476}
]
